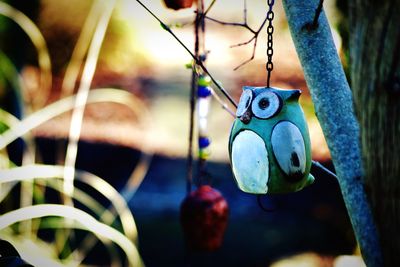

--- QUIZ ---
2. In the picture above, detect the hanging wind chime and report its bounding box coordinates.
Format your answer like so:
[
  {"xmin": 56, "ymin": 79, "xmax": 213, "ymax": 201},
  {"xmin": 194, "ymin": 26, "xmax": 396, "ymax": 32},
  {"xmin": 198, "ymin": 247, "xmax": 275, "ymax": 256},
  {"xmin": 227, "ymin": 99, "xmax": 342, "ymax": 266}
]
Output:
[
  {"xmin": 180, "ymin": 1, "xmax": 228, "ymax": 252},
  {"xmin": 180, "ymin": 73, "xmax": 229, "ymax": 251},
  {"xmin": 228, "ymin": 0, "xmax": 314, "ymax": 194}
]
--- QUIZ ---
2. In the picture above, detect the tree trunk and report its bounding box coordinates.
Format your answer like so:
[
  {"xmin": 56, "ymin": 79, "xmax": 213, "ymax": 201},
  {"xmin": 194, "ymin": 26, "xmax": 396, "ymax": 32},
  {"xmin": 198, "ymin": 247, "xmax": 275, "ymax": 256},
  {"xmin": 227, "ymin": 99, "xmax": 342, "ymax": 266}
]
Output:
[
  {"xmin": 282, "ymin": 1, "xmax": 382, "ymax": 266},
  {"xmin": 349, "ymin": 1, "xmax": 400, "ymax": 266}
]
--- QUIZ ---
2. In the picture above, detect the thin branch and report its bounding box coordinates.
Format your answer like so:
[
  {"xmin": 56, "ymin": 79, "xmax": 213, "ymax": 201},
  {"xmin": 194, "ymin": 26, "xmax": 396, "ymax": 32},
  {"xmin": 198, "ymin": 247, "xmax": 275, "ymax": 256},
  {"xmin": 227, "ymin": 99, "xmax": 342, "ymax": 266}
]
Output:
[
  {"xmin": 204, "ymin": 16, "xmax": 255, "ymax": 33},
  {"xmin": 233, "ymin": 35, "xmax": 258, "ymax": 70},
  {"xmin": 203, "ymin": 0, "xmax": 217, "ymax": 18},
  {"xmin": 168, "ymin": 0, "xmax": 217, "ymax": 29},
  {"xmin": 204, "ymin": 5, "xmax": 269, "ymax": 70},
  {"xmin": 186, "ymin": 3, "xmax": 203, "ymax": 194},
  {"xmin": 230, "ymin": 35, "xmax": 256, "ymax": 48},
  {"xmin": 135, "ymin": 0, "xmax": 237, "ymax": 108},
  {"xmin": 186, "ymin": 69, "xmax": 196, "ymax": 194},
  {"xmin": 210, "ymin": 89, "xmax": 236, "ymax": 117},
  {"xmin": 244, "ymin": 0, "xmax": 247, "ymax": 24},
  {"xmin": 311, "ymin": 0, "xmax": 324, "ymax": 28}
]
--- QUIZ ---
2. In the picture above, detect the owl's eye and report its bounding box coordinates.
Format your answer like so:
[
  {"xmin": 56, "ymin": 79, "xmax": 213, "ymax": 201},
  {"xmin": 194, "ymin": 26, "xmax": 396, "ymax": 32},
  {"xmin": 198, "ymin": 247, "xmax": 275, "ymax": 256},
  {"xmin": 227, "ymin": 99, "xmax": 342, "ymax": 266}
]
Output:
[
  {"xmin": 251, "ymin": 91, "xmax": 281, "ymax": 119},
  {"xmin": 236, "ymin": 90, "xmax": 253, "ymax": 117}
]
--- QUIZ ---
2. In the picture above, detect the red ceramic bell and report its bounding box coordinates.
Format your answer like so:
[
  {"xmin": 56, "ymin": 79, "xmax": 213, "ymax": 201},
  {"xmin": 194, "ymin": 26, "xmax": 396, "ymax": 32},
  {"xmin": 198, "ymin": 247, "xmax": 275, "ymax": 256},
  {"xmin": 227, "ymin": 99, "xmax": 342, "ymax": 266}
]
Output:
[
  {"xmin": 162, "ymin": 0, "xmax": 194, "ymax": 10},
  {"xmin": 180, "ymin": 185, "xmax": 229, "ymax": 251}
]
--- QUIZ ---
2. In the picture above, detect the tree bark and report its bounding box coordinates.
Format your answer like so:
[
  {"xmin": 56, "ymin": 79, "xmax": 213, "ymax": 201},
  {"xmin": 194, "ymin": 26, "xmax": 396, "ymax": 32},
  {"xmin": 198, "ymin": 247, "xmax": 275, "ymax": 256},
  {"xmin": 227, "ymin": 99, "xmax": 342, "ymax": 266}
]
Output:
[
  {"xmin": 282, "ymin": 1, "xmax": 382, "ymax": 266},
  {"xmin": 349, "ymin": 1, "xmax": 400, "ymax": 266}
]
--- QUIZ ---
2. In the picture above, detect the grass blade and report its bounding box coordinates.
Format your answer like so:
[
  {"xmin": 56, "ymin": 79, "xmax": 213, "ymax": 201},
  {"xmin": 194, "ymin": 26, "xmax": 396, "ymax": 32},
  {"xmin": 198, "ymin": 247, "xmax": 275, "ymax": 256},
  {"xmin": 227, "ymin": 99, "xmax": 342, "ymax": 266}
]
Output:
[
  {"xmin": 0, "ymin": 204, "xmax": 143, "ymax": 267},
  {"xmin": 0, "ymin": 1, "xmax": 52, "ymax": 109},
  {"xmin": 64, "ymin": 0, "xmax": 116, "ymax": 201}
]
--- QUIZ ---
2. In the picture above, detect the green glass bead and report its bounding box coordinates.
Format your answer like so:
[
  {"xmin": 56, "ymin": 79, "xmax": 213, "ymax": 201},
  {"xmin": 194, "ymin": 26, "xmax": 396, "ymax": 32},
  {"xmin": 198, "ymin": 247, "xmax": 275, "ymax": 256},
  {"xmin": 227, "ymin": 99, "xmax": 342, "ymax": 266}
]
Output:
[
  {"xmin": 198, "ymin": 148, "xmax": 210, "ymax": 160},
  {"xmin": 198, "ymin": 75, "xmax": 211, "ymax": 87}
]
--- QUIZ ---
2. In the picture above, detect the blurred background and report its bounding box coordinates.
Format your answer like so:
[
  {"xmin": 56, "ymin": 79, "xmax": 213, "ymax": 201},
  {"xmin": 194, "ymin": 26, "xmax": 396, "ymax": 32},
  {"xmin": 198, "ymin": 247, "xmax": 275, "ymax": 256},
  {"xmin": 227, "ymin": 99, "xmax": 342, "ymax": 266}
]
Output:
[{"xmin": 0, "ymin": 0, "xmax": 362, "ymax": 266}]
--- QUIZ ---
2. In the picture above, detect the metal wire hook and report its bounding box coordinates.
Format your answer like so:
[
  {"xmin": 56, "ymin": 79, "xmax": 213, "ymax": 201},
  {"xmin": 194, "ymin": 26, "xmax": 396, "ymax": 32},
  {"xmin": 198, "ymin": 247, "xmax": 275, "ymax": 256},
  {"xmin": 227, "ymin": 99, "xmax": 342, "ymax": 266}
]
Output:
[{"xmin": 257, "ymin": 195, "xmax": 277, "ymax": 212}]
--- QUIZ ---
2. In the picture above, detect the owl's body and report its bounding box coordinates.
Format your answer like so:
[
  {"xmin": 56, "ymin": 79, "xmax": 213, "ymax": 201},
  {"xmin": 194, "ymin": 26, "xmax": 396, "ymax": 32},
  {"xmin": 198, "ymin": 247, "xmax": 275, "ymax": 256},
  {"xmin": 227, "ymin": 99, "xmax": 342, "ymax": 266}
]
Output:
[{"xmin": 228, "ymin": 86, "xmax": 314, "ymax": 194}]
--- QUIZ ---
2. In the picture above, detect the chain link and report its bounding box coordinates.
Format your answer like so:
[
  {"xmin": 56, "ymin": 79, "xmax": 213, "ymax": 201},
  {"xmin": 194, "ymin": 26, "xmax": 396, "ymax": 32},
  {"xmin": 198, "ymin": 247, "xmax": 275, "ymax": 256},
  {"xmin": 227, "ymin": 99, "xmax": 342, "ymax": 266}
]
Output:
[{"xmin": 266, "ymin": 0, "xmax": 274, "ymax": 87}]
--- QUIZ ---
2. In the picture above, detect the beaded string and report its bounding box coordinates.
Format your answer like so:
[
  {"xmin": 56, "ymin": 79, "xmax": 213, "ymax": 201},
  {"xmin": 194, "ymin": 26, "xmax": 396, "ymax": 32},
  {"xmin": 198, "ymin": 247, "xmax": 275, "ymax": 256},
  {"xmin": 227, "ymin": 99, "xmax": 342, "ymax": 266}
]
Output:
[{"xmin": 197, "ymin": 74, "xmax": 212, "ymax": 184}]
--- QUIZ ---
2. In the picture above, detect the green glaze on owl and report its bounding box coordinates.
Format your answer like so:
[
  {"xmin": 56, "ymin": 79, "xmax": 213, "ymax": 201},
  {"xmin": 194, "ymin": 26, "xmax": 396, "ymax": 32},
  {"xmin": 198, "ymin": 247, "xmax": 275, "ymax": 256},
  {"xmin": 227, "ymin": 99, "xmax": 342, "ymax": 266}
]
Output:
[{"xmin": 228, "ymin": 86, "xmax": 314, "ymax": 194}]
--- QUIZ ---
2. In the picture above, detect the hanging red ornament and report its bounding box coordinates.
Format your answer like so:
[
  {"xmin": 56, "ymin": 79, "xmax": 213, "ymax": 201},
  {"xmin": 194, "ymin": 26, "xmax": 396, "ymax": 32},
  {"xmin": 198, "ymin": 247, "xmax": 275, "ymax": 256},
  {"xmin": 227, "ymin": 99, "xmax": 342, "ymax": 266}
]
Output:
[
  {"xmin": 162, "ymin": 0, "xmax": 193, "ymax": 10},
  {"xmin": 180, "ymin": 185, "xmax": 229, "ymax": 251}
]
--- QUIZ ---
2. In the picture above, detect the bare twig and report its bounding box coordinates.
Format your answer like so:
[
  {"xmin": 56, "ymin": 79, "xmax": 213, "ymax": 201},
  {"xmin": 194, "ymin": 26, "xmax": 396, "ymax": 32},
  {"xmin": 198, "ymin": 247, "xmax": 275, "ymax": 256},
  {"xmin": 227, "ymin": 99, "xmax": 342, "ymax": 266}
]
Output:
[
  {"xmin": 168, "ymin": 0, "xmax": 217, "ymax": 29},
  {"xmin": 187, "ymin": 69, "xmax": 196, "ymax": 194},
  {"xmin": 205, "ymin": 16, "xmax": 255, "ymax": 33},
  {"xmin": 244, "ymin": 0, "xmax": 247, "ymax": 24},
  {"xmin": 203, "ymin": 0, "xmax": 217, "ymax": 17},
  {"xmin": 233, "ymin": 35, "xmax": 258, "ymax": 70},
  {"xmin": 209, "ymin": 89, "xmax": 236, "ymax": 117},
  {"xmin": 135, "ymin": 0, "xmax": 237, "ymax": 108},
  {"xmin": 186, "ymin": 2, "xmax": 203, "ymax": 194},
  {"xmin": 312, "ymin": 0, "xmax": 324, "ymax": 29},
  {"xmin": 204, "ymin": 1, "xmax": 268, "ymax": 70},
  {"xmin": 231, "ymin": 36, "xmax": 256, "ymax": 48}
]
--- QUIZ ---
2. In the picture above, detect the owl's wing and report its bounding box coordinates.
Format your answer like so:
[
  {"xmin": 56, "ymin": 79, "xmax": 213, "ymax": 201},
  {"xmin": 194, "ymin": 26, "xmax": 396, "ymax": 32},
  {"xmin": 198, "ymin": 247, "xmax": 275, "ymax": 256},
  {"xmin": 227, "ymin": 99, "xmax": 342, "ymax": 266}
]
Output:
[
  {"xmin": 230, "ymin": 130, "xmax": 269, "ymax": 194},
  {"xmin": 271, "ymin": 121, "xmax": 307, "ymax": 182}
]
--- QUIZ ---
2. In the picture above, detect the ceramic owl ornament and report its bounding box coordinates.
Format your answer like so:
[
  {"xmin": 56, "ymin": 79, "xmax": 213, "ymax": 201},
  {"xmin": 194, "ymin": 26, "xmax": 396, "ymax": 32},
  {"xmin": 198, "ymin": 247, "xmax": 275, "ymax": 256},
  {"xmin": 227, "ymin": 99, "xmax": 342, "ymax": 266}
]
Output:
[{"xmin": 228, "ymin": 86, "xmax": 314, "ymax": 194}]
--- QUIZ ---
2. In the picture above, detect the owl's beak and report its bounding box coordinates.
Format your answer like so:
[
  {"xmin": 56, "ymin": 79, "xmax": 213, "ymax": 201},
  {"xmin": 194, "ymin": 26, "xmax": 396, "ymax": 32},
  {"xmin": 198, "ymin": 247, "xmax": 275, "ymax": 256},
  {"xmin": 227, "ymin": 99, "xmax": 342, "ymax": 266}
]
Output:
[{"xmin": 240, "ymin": 110, "xmax": 252, "ymax": 124}]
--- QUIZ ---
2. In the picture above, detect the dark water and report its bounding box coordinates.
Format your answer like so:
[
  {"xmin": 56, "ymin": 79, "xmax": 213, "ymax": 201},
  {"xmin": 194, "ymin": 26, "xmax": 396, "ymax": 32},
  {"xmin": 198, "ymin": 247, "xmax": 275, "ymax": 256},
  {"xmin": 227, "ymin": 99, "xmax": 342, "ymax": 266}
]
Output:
[{"xmin": 33, "ymin": 138, "xmax": 355, "ymax": 266}]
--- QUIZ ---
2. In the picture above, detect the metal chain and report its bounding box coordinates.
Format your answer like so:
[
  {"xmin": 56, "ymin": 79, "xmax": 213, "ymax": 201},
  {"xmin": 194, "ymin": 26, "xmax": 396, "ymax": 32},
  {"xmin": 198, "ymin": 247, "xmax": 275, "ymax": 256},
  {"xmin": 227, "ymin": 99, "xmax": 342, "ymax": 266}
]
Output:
[{"xmin": 266, "ymin": 0, "xmax": 274, "ymax": 87}]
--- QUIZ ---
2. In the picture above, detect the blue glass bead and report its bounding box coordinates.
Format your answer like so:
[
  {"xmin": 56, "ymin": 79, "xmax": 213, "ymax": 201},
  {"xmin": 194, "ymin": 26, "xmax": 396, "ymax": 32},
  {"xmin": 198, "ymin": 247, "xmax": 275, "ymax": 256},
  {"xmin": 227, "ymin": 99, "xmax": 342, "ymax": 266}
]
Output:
[
  {"xmin": 198, "ymin": 86, "xmax": 212, "ymax": 98},
  {"xmin": 199, "ymin": 53, "xmax": 207, "ymax": 62},
  {"xmin": 199, "ymin": 136, "xmax": 211, "ymax": 148}
]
